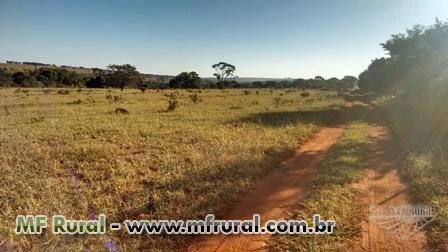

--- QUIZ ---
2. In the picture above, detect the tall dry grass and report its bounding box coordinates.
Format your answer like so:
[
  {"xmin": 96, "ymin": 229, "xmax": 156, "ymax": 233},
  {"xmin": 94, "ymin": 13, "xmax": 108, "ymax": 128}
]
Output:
[{"xmin": 0, "ymin": 88, "xmax": 344, "ymax": 250}]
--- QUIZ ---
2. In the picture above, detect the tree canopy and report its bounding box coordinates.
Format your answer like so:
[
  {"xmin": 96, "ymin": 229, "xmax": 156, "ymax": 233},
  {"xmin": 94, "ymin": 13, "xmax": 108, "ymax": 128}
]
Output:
[
  {"xmin": 212, "ymin": 62, "xmax": 237, "ymax": 88},
  {"xmin": 169, "ymin": 71, "xmax": 201, "ymax": 89},
  {"xmin": 358, "ymin": 19, "xmax": 448, "ymax": 93},
  {"xmin": 105, "ymin": 64, "xmax": 141, "ymax": 90}
]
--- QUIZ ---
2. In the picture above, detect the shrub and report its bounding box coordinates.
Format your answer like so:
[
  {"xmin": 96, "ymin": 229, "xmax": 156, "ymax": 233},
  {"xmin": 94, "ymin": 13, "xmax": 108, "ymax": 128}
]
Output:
[
  {"xmin": 300, "ymin": 91, "xmax": 310, "ymax": 98},
  {"xmin": 190, "ymin": 93, "xmax": 200, "ymax": 103},
  {"xmin": 106, "ymin": 95, "xmax": 124, "ymax": 103},
  {"xmin": 57, "ymin": 90, "xmax": 70, "ymax": 95},
  {"xmin": 115, "ymin": 108, "xmax": 130, "ymax": 114},
  {"xmin": 167, "ymin": 97, "xmax": 179, "ymax": 111},
  {"xmin": 69, "ymin": 99, "xmax": 82, "ymax": 105},
  {"xmin": 273, "ymin": 97, "xmax": 281, "ymax": 106}
]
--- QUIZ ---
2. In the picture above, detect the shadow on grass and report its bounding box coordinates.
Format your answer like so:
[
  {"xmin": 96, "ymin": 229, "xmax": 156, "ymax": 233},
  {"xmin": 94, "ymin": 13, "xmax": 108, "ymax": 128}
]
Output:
[
  {"xmin": 231, "ymin": 107, "xmax": 343, "ymax": 128},
  {"xmin": 118, "ymin": 145, "xmax": 297, "ymax": 217},
  {"xmin": 232, "ymin": 102, "xmax": 378, "ymax": 129},
  {"xmin": 115, "ymin": 146, "xmax": 298, "ymax": 249}
]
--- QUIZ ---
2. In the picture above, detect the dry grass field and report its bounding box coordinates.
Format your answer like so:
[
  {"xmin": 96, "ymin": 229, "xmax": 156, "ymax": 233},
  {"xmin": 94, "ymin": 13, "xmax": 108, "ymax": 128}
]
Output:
[{"xmin": 0, "ymin": 88, "xmax": 344, "ymax": 250}]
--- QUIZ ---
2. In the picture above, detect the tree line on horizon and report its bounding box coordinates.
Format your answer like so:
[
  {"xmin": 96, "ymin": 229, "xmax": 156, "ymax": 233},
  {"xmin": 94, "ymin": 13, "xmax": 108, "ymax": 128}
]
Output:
[{"xmin": 0, "ymin": 61, "xmax": 358, "ymax": 91}]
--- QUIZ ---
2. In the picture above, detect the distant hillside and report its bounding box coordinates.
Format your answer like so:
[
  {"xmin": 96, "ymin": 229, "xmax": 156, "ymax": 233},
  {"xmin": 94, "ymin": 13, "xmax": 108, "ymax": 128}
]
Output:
[
  {"xmin": 0, "ymin": 62, "xmax": 93, "ymax": 75},
  {"xmin": 0, "ymin": 62, "xmax": 173, "ymax": 83}
]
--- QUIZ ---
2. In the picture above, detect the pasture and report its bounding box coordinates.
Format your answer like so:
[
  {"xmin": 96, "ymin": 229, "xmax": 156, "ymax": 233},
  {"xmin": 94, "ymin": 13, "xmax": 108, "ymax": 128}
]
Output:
[{"xmin": 0, "ymin": 88, "xmax": 344, "ymax": 250}]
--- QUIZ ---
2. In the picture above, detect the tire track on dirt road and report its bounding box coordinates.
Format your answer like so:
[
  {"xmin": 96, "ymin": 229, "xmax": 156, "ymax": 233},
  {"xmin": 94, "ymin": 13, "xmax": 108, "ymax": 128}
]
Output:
[
  {"xmin": 353, "ymin": 116, "xmax": 428, "ymax": 251},
  {"xmin": 187, "ymin": 105, "xmax": 350, "ymax": 252}
]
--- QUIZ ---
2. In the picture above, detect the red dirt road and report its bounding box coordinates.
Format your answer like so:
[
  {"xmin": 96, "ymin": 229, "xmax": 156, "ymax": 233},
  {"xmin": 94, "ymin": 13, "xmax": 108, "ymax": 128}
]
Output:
[
  {"xmin": 354, "ymin": 123, "xmax": 428, "ymax": 252},
  {"xmin": 187, "ymin": 120, "xmax": 346, "ymax": 251}
]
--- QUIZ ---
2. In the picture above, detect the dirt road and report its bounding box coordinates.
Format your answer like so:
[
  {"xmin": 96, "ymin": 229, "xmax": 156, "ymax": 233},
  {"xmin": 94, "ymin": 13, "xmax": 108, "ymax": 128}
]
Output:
[
  {"xmin": 187, "ymin": 115, "xmax": 347, "ymax": 251},
  {"xmin": 188, "ymin": 103, "xmax": 428, "ymax": 252},
  {"xmin": 354, "ymin": 123, "xmax": 428, "ymax": 251}
]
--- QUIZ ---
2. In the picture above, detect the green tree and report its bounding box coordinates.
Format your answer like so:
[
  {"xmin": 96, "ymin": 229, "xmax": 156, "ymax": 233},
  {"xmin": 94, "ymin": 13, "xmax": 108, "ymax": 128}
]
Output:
[
  {"xmin": 359, "ymin": 19, "xmax": 448, "ymax": 92},
  {"xmin": 106, "ymin": 64, "xmax": 141, "ymax": 90},
  {"xmin": 12, "ymin": 72, "xmax": 29, "ymax": 86},
  {"xmin": 86, "ymin": 76, "xmax": 106, "ymax": 88},
  {"xmin": 212, "ymin": 62, "xmax": 237, "ymax": 89},
  {"xmin": 169, "ymin": 72, "xmax": 201, "ymax": 89}
]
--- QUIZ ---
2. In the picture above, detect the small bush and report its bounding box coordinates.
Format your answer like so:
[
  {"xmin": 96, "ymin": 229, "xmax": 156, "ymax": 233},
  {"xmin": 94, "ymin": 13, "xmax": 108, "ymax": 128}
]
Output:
[
  {"xmin": 69, "ymin": 99, "xmax": 82, "ymax": 105},
  {"xmin": 115, "ymin": 108, "xmax": 130, "ymax": 114},
  {"xmin": 106, "ymin": 95, "xmax": 124, "ymax": 103},
  {"xmin": 243, "ymin": 90, "xmax": 251, "ymax": 95},
  {"xmin": 3, "ymin": 106, "xmax": 10, "ymax": 115},
  {"xmin": 190, "ymin": 93, "xmax": 200, "ymax": 103},
  {"xmin": 300, "ymin": 91, "xmax": 310, "ymax": 98},
  {"xmin": 57, "ymin": 90, "xmax": 70, "ymax": 95},
  {"xmin": 167, "ymin": 97, "xmax": 179, "ymax": 111},
  {"xmin": 77, "ymin": 88, "xmax": 82, "ymax": 93},
  {"xmin": 273, "ymin": 97, "xmax": 281, "ymax": 106}
]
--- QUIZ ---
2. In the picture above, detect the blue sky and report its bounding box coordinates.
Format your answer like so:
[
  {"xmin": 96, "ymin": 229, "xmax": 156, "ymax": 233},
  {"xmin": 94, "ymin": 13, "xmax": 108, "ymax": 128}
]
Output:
[{"xmin": 1, "ymin": 0, "xmax": 447, "ymax": 78}]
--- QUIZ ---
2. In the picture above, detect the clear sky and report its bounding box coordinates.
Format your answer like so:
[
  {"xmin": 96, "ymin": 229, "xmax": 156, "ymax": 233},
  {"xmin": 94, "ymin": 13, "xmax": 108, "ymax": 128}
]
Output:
[{"xmin": 1, "ymin": 0, "xmax": 447, "ymax": 78}]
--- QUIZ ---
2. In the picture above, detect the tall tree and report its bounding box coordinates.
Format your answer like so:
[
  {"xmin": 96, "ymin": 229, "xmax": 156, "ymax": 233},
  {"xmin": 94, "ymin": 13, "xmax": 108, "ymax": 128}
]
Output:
[
  {"xmin": 212, "ymin": 62, "xmax": 237, "ymax": 89},
  {"xmin": 106, "ymin": 64, "xmax": 140, "ymax": 90}
]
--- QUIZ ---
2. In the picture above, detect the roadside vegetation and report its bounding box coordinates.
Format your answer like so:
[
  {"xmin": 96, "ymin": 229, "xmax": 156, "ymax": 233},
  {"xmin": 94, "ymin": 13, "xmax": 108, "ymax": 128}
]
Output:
[
  {"xmin": 269, "ymin": 119, "xmax": 371, "ymax": 251},
  {"xmin": 0, "ymin": 88, "xmax": 344, "ymax": 250},
  {"xmin": 359, "ymin": 19, "xmax": 448, "ymax": 250}
]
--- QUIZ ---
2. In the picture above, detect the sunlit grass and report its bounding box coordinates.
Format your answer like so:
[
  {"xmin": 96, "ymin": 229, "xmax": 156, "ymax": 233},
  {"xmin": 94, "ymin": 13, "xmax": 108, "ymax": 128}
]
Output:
[{"xmin": 0, "ymin": 88, "xmax": 344, "ymax": 250}]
